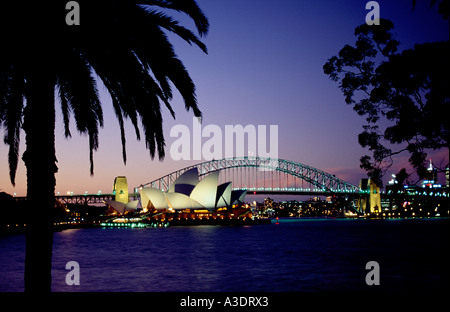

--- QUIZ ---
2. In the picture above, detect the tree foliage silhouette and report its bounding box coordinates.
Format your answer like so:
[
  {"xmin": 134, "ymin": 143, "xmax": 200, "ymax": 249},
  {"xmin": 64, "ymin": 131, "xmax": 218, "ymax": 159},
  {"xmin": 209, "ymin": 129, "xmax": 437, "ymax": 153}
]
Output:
[
  {"xmin": 324, "ymin": 14, "xmax": 449, "ymax": 186},
  {"xmin": 0, "ymin": 0, "xmax": 208, "ymax": 292}
]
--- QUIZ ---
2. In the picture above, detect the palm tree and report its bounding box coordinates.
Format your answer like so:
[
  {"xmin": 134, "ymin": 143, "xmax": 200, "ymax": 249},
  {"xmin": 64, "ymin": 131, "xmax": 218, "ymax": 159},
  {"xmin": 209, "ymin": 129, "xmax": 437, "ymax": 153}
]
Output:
[{"xmin": 0, "ymin": 0, "xmax": 208, "ymax": 292}]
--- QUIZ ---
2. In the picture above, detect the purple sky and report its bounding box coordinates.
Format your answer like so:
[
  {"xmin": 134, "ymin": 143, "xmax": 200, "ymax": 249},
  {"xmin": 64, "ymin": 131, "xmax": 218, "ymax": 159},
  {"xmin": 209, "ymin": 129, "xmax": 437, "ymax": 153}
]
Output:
[{"xmin": 1, "ymin": 0, "xmax": 448, "ymax": 196}]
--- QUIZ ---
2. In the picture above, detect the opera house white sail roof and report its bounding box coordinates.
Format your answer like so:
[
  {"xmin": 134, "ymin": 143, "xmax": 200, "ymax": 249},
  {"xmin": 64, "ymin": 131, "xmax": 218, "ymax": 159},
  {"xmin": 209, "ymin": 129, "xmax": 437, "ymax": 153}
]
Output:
[
  {"xmin": 105, "ymin": 169, "xmax": 246, "ymax": 214},
  {"xmin": 141, "ymin": 168, "xmax": 246, "ymax": 212},
  {"xmin": 104, "ymin": 199, "xmax": 140, "ymax": 215}
]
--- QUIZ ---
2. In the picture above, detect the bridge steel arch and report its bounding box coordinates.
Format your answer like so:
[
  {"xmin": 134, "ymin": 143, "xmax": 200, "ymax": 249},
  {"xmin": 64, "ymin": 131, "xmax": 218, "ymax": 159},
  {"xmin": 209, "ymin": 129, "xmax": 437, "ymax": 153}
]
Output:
[{"xmin": 137, "ymin": 157, "xmax": 360, "ymax": 194}]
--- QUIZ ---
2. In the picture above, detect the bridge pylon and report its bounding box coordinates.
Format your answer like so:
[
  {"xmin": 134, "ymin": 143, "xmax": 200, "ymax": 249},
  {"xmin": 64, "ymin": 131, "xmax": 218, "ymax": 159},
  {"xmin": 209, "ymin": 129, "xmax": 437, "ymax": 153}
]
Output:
[
  {"xmin": 113, "ymin": 176, "xmax": 129, "ymax": 204},
  {"xmin": 358, "ymin": 178, "xmax": 381, "ymax": 214}
]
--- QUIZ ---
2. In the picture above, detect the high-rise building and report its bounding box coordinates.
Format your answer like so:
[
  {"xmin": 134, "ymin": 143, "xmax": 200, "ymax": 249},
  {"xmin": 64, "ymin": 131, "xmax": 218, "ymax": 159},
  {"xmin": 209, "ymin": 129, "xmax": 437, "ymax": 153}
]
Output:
[{"xmin": 422, "ymin": 159, "xmax": 438, "ymax": 188}]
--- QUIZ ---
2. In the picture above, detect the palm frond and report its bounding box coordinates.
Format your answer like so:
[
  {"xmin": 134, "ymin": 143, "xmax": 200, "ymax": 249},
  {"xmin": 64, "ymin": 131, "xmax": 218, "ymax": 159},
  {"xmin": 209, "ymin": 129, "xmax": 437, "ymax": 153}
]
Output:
[
  {"xmin": 55, "ymin": 49, "xmax": 103, "ymax": 175},
  {"xmin": 86, "ymin": 48, "xmax": 168, "ymax": 160},
  {"xmin": 0, "ymin": 64, "xmax": 25, "ymax": 185},
  {"xmin": 0, "ymin": 0, "xmax": 208, "ymax": 180},
  {"xmin": 132, "ymin": 23, "xmax": 202, "ymax": 118},
  {"xmin": 143, "ymin": 0, "xmax": 210, "ymax": 37},
  {"xmin": 139, "ymin": 8, "xmax": 208, "ymax": 53}
]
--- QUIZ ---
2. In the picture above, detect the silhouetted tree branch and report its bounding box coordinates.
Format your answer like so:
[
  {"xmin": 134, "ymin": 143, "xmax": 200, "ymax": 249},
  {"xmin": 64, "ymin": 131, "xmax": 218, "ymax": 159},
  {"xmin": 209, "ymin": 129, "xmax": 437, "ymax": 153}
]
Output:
[{"xmin": 324, "ymin": 15, "xmax": 449, "ymax": 187}]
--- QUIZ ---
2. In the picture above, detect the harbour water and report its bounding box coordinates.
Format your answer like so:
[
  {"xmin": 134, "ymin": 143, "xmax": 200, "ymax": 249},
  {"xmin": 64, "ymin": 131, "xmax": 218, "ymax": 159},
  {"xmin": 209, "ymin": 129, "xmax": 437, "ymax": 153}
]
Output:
[{"xmin": 0, "ymin": 218, "xmax": 448, "ymax": 292}]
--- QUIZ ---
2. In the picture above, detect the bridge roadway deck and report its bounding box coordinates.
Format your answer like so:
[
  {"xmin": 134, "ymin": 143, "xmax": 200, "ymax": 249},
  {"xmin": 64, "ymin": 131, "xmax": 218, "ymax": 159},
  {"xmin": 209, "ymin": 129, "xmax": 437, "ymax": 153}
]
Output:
[
  {"xmin": 14, "ymin": 193, "xmax": 119, "ymax": 205},
  {"xmin": 14, "ymin": 189, "xmax": 361, "ymax": 205},
  {"xmin": 241, "ymin": 190, "xmax": 359, "ymax": 196}
]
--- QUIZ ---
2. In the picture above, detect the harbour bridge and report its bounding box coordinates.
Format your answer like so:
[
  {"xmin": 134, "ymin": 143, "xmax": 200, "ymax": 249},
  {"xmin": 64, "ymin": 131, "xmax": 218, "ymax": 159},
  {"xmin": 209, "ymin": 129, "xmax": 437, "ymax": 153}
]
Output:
[
  {"xmin": 137, "ymin": 156, "xmax": 360, "ymax": 196},
  {"xmin": 15, "ymin": 156, "xmax": 448, "ymax": 214},
  {"xmin": 13, "ymin": 157, "xmax": 363, "ymax": 206}
]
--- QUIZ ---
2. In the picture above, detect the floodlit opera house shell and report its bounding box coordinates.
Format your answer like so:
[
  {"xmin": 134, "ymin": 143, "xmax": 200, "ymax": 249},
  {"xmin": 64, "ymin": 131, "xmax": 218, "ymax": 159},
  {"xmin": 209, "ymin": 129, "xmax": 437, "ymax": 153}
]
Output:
[{"xmin": 141, "ymin": 168, "xmax": 247, "ymax": 212}]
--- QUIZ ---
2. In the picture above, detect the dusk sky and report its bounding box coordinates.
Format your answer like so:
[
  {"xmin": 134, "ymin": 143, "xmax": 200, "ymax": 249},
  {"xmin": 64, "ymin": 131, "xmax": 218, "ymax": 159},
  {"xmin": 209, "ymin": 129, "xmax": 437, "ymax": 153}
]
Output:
[{"xmin": 1, "ymin": 0, "xmax": 448, "ymax": 196}]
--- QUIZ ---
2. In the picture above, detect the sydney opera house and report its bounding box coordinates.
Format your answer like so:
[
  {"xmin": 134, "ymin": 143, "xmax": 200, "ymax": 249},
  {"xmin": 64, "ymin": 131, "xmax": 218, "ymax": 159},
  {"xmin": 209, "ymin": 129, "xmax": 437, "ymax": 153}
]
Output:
[
  {"xmin": 141, "ymin": 168, "xmax": 246, "ymax": 212},
  {"xmin": 105, "ymin": 169, "xmax": 247, "ymax": 215}
]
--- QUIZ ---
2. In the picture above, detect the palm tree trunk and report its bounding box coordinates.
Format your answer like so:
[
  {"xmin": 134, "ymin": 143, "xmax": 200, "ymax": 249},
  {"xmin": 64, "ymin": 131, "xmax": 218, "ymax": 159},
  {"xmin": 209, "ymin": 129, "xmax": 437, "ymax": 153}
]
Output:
[{"xmin": 22, "ymin": 66, "xmax": 57, "ymax": 292}]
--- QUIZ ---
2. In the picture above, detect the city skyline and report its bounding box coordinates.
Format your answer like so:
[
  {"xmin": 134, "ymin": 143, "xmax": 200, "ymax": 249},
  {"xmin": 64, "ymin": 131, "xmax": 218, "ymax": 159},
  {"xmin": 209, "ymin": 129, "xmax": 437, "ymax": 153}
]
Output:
[{"xmin": 1, "ymin": 0, "xmax": 448, "ymax": 196}]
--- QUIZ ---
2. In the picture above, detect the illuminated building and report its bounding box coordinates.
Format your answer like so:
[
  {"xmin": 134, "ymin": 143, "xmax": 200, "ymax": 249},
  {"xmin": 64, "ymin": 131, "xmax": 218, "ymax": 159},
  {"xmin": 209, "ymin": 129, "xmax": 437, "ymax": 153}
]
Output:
[
  {"xmin": 113, "ymin": 176, "xmax": 129, "ymax": 204},
  {"xmin": 105, "ymin": 170, "xmax": 246, "ymax": 215},
  {"xmin": 140, "ymin": 168, "xmax": 246, "ymax": 212},
  {"xmin": 107, "ymin": 176, "xmax": 139, "ymax": 214},
  {"xmin": 446, "ymin": 164, "xmax": 449, "ymax": 188},
  {"xmin": 359, "ymin": 178, "xmax": 381, "ymax": 214},
  {"xmin": 422, "ymin": 159, "xmax": 439, "ymax": 188}
]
